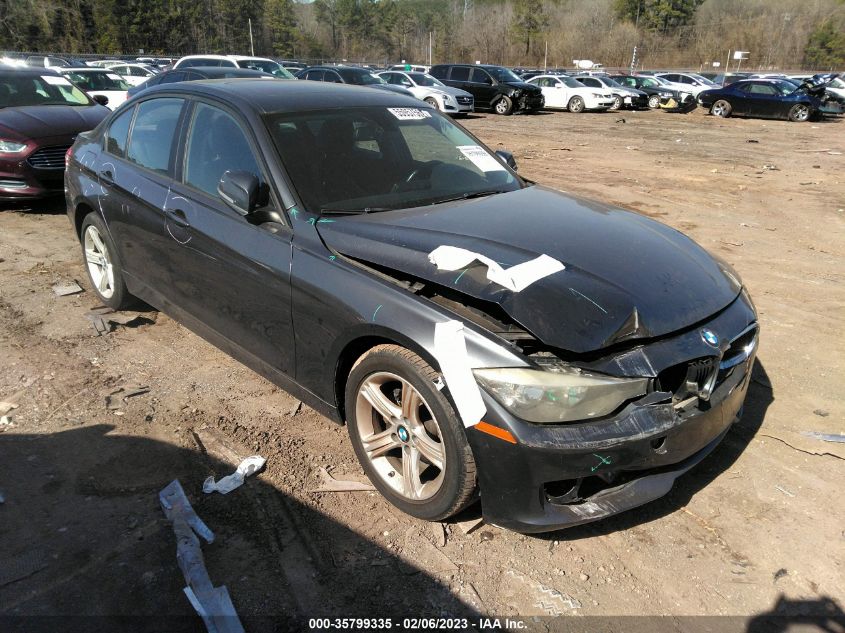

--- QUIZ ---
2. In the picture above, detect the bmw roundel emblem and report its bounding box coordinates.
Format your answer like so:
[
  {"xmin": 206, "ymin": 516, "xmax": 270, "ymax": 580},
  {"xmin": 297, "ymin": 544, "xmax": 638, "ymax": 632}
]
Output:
[{"xmin": 701, "ymin": 329, "xmax": 719, "ymax": 347}]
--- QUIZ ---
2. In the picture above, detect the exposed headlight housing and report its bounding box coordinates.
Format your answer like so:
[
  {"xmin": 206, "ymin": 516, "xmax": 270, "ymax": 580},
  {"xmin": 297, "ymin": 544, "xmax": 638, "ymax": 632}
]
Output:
[
  {"xmin": 0, "ymin": 140, "xmax": 28, "ymax": 154},
  {"xmin": 511, "ymin": 89, "xmax": 522, "ymax": 98},
  {"xmin": 474, "ymin": 366, "xmax": 648, "ymax": 423}
]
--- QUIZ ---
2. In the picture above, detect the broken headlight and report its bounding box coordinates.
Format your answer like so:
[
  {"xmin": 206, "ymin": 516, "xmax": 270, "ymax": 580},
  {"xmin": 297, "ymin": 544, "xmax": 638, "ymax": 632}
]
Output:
[{"xmin": 474, "ymin": 366, "xmax": 648, "ymax": 423}]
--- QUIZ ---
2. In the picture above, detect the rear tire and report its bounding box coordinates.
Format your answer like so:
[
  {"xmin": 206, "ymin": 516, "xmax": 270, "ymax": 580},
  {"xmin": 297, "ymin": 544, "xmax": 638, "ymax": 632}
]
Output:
[
  {"xmin": 494, "ymin": 96, "xmax": 514, "ymax": 115},
  {"xmin": 345, "ymin": 344, "xmax": 478, "ymax": 521},
  {"xmin": 787, "ymin": 103, "xmax": 811, "ymax": 122},
  {"xmin": 711, "ymin": 99, "xmax": 732, "ymax": 117},
  {"xmin": 80, "ymin": 213, "xmax": 134, "ymax": 310},
  {"xmin": 648, "ymin": 94, "xmax": 660, "ymax": 109},
  {"xmin": 568, "ymin": 96, "xmax": 585, "ymax": 113}
]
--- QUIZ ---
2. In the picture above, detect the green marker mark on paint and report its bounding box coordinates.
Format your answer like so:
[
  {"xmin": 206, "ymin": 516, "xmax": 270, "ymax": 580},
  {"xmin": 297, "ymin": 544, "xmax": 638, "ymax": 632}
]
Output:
[
  {"xmin": 454, "ymin": 269, "xmax": 468, "ymax": 284},
  {"xmin": 317, "ymin": 218, "xmax": 335, "ymax": 224},
  {"xmin": 372, "ymin": 304, "xmax": 383, "ymax": 321},
  {"xmin": 289, "ymin": 208, "xmax": 299, "ymax": 219},
  {"xmin": 591, "ymin": 453, "xmax": 612, "ymax": 472},
  {"xmin": 329, "ymin": 255, "xmax": 336, "ymax": 261},
  {"xmin": 307, "ymin": 217, "xmax": 317, "ymax": 225}
]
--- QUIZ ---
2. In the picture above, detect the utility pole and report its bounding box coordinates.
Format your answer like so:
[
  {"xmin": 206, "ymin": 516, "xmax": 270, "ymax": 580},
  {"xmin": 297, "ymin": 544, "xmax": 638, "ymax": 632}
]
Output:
[
  {"xmin": 544, "ymin": 40, "xmax": 548, "ymax": 72},
  {"xmin": 429, "ymin": 31, "xmax": 433, "ymax": 66},
  {"xmin": 630, "ymin": 45, "xmax": 637, "ymax": 74},
  {"xmin": 725, "ymin": 49, "xmax": 731, "ymax": 75},
  {"xmin": 248, "ymin": 18, "xmax": 255, "ymax": 56}
]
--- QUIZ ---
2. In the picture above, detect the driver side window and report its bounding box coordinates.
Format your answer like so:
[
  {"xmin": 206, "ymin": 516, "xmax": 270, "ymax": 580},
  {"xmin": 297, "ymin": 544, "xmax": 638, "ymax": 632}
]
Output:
[{"xmin": 184, "ymin": 103, "xmax": 263, "ymax": 200}]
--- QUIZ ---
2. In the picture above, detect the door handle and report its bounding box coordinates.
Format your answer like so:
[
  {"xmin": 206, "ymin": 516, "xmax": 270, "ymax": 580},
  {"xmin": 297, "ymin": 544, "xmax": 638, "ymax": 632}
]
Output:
[
  {"xmin": 166, "ymin": 208, "xmax": 190, "ymax": 228},
  {"xmin": 98, "ymin": 169, "xmax": 113, "ymax": 183}
]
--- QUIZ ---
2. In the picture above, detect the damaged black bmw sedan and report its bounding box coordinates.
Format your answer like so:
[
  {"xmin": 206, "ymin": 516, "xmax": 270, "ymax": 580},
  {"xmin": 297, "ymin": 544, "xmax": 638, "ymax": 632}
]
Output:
[{"xmin": 65, "ymin": 80, "xmax": 758, "ymax": 533}]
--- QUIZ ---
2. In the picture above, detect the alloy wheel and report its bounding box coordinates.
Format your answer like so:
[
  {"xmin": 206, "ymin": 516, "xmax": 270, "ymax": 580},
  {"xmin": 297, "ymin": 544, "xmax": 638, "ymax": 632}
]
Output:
[
  {"xmin": 648, "ymin": 95, "xmax": 660, "ymax": 109},
  {"xmin": 355, "ymin": 371, "xmax": 446, "ymax": 501},
  {"xmin": 84, "ymin": 225, "xmax": 115, "ymax": 299},
  {"xmin": 712, "ymin": 100, "xmax": 731, "ymax": 117},
  {"xmin": 791, "ymin": 104, "xmax": 810, "ymax": 121}
]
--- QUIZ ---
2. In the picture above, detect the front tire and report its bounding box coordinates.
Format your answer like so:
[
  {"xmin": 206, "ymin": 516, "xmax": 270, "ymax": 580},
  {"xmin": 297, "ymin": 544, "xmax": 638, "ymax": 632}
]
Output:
[
  {"xmin": 788, "ymin": 103, "xmax": 811, "ymax": 122},
  {"xmin": 711, "ymin": 99, "xmax": 732, "ymax": 117},
  {"xmin": 345, "ymin": 345, "xmax": 478, "ymax": 521},
  {"xmin": 80, "ymin": 213, "xmax": 133, "ymax": 310},
  {"xmin": 424, "ymin": 96, "xmax": 440, "ymax": 111},
  {"xmin": 610, "ymin": 95, "xmax": 623, "ymax": 111},
  {"xmin": 568, "ymin": 96, "xmax": 585, "ymax": 113},
  {"xmin": 494, "ymin": 96, "xmax": 514, "ymax": 115}
]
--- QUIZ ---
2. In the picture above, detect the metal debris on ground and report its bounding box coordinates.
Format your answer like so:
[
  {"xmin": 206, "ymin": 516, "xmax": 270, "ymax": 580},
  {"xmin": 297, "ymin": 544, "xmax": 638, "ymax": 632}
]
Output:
[
  {"xmin": 310, "ymin": 466, "xmax": 376, "ymax": 492},
  {"xmin": 774, "ymin": 485, "xmax": 795, "ymax": 498},
  {"xmin": 455, "ymin": 517, "xmax": 484, "ymax": 535},
  {"xmin": 105, "ymin": 384, "xmax": 150, "ymax": 410},
  {"xmin": 203, "ymin": 455, "xmax": 266, "ymax": 495},
  {"xmin": 159, "ymin": 480, "xmax": 244, "ymax": 633},
  {"xmin": 288, "ymin": 400, "xmax": 302, "ymax": 416},
  {"xmin": 52, "ymin": 281, "xmax": 84, "ymax": 296},
  {"xmin": 0, "ymin": 416, "xmax": 16, "ymax": 432},
  {"xmin": 85, "ymin": 306, "xmax": 156, "ymax": 335},
  {"xmin": 773, "ymin": 568, "xmax": 788, "ymax": 582},
  {"xmin": 801, "ymin": 431, "xmax": 845, "ymax": 444}
]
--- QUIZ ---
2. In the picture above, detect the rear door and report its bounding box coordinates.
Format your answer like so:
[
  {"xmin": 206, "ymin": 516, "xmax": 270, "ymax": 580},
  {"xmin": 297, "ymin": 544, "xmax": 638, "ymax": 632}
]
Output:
[{"xmin": 164, "ymin": 100, "xmax": 295, "ymax": 375}]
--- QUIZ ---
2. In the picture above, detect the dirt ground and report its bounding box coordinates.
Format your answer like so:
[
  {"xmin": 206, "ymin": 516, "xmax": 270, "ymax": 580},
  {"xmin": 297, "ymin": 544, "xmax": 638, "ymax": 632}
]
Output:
[{"xmin": 1, "ymin": 106, "xmax": 843, "ymax": 632}]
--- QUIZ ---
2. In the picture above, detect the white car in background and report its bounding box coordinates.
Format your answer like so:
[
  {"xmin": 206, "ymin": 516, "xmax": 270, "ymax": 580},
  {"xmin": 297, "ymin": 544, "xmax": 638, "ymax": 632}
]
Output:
[
  {"xmin": 102, "ymin": 62, "xmax": 159, "ymax": 86},
  {"xmin": 377, "ymin": 70, "xmax": 474, "ymax": 115},
  {"xmin": 654, "ymin": 72, "xmax": 716, "ymax": 96},
  {"xmin": 173, "ymin": 55, "xmax": 295, "ymax": 78},
  {"xmin": 526, "ymin": 74, "xmax": 614, "ymax": 112},
  {"xmin": 89, "ymin": 59, "xmax": 125, "ymax": 68},
  {"xmin": 57, "ymin": 68, "xmax": 130, "ymax": 110},
  {"xmin": 388, "ymin": 64, "xmax": 430, "ymax": 73}
]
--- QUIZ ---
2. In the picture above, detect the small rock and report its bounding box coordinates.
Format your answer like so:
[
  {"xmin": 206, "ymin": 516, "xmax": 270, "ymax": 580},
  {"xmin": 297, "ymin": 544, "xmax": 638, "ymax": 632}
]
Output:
[
  {"xmin": 480, "ymin": 531, "xmax": 495, "ymax": 542},
  {"xmin": 773, "ymin": 568, "xmax": 788, "ymax": 582},
  {"xmin": 598, "ymin": 565, "xmax": 606, "ymax": 573},
  {"xmin": 382, "ymin": 531, "xmax": 389, "ymax": 537},
  {"xmin": 579, "ymin": 573, "xmax": 589, "ymax": 582},
  {"xmin": 813, "ymin": 409, "xmax": 829, "ymax": 417}
]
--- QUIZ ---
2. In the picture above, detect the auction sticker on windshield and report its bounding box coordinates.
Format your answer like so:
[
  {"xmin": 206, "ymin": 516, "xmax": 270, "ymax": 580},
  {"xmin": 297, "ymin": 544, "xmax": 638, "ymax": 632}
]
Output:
[
  {"xmin": 41, "ymin": 75, "xmax": 72, "ymax": 85},
  {"xmin": 457, "ymin": 145, "xmax": 505, "ymax": 172},
  {"xmin": 388, "ymin": 107, "xmax": 432, "ymax": 120}
]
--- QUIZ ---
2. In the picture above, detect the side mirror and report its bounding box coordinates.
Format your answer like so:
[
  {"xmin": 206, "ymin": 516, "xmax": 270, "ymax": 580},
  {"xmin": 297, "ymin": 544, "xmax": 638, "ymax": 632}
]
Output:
[
  {"xmin": 495, "ymin": 150, "xmax": 518, "ymax": 171},
  {"xmin": 92, "ymin": 94, "xmax": 109, "ymax": 106},
  {"xmin": 218, "ymin": 170, "xmax": 260, "ymax": 216}
]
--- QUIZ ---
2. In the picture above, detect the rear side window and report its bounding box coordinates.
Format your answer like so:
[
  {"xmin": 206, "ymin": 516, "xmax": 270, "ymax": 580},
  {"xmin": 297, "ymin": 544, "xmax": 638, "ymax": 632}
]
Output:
[
  {"xmin": 305, "ymin": 70, "xmax": 324, "ymax": 81},
  {"xmin": 126, "ymin": 98, "xmax": 183, "ymax": 174},
  {"xmin": 105, "ymin": 106, "xmax": 134, "ymax": 158},
  {"xmin": 430, "ymin": 66, "xmax": 447, "ymax": 79},
  {"xmin": 184, "ymin": 103, "xmax": 262, "ymax": 198},
  {"xmin": 450, "ymin": 67, "xmax": 470, "ymax": 81}
]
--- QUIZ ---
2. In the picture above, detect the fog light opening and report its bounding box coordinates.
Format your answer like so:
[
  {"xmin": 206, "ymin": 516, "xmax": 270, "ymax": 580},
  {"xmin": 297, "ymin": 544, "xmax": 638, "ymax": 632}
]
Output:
[{"xmin": 650, "ymin": 435, "xmax": 667, "ymax": 454}]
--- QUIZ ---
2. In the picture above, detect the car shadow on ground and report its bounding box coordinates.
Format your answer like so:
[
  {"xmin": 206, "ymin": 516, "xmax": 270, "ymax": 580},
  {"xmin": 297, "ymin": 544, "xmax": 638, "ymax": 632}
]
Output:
[
  {"xmin": 0, "ymin": 196, "xmax": 66, "ymax": 215},
  {"xmin": 0, "ymin": 424, "xmax": 483, "ymax": 632},
  {"xmin": 449, "ymin": 359, "xmax": 774, "ymax": 541},
  {"xmin": 746, "ymin": 595, "xmax": 845, "ymax": 633}
]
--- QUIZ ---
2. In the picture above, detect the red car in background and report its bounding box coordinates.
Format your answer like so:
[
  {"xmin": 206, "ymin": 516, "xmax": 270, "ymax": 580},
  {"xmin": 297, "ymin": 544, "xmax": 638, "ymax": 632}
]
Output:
[{"xmin": 0, "ymin": 67, "xmax": 109, "ymax": 200}]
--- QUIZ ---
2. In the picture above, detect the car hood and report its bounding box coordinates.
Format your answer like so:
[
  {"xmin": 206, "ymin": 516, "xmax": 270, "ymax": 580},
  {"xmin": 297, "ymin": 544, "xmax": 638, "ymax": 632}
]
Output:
[
  {"xmin": 372, "ymin": 84, "xmax": 413, "ymax": 96},
  {"xmin": 798, "ymin": 73, "xmax": 839, "ymax": 95},
  {"xmin": 315, "ymin": 186, "xmax": 742, "ymax": 354},
  {"xmin": 504, "ymin": 81, "xmax": 542, "ymax": 94},
  {"xmin": 435, "ymin": 85, "xmax": 473, "ymax": 99},
  {"xmin": 0, "ymin": 105, "xmax": 109, "ymax": 141}
]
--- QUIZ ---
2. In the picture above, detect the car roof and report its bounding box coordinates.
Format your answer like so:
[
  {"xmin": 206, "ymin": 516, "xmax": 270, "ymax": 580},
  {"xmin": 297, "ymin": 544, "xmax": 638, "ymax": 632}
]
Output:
[
  {"xmin": 173, "ymin": 67, "xmax": 268, "ymax": 78},
  {"xmin": 0, "ymin": 67, "xmax": 59, "ymax": 77},
  {"xmin": 139, "ymin": 78, "xmax": 423, "ymax": 113}
]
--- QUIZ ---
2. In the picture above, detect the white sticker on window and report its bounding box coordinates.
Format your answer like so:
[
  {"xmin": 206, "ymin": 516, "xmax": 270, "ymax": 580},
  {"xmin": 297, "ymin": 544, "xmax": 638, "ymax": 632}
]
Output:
[
  {"xmin": 41, "ymin": 75, "xmax": 72, "ymax": 86},
  {"xmin": 457, "ymin": 145, "xmax": 505, "ymax": 172},
  {"xmin": 387, "ymin": 107, "xmax": 432, "ymax": 120},
  {"xmin": 107, "ymin": 74, "xmax": 123, "ymax": 81}
]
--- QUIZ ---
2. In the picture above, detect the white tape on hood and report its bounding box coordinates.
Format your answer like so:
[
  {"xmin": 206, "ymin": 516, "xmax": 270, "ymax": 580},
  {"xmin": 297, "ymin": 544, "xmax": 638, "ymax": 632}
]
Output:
[
  {"xmin": 428, "ymin": 245, "xmax": 564, "ymax": 292},
  {"xmin": 433, "ymin": 320, "xmax": 486, "ymax": 428}
]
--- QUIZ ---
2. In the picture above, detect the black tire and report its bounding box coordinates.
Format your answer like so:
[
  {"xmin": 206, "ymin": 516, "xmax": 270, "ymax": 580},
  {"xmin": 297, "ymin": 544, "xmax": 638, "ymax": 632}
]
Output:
[
  {"xmin": 345, "ymin": 344, "xmax": 478, "ymax": 521},
  {"xmin": 568, "ymin": 96, "xmax": 585, "ymax": 113},
  {"xmin": 424, "ymin": 96, "xmax": 440, "ymax": 111},
  {"xmin": 787, "ymin": 103, "xmax": 811, "ymax": 122},
  {"xmin": 711, "ymin": 99, "xmax": 732, "ymax": 118},
  {"xmin": 494, "ymin": 95, "xmax": 514, "ymax": 115},
  {"xmin": 79, "ymin": 212, "xmax": 134, "ymax": 310},
  {"xmin": 610, "ymin": 95, "xmax": 623, "ymax": 111},
  {"xmin": 647, "ymin": 94, "xmax": 660, "ymax": 109}
]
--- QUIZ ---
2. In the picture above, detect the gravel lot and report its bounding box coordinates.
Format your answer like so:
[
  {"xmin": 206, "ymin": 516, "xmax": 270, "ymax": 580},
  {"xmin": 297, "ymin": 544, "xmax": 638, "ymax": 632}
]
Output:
[{"xmin": 1, "ymin": 106, "xmax": 843, "ymax": 631}]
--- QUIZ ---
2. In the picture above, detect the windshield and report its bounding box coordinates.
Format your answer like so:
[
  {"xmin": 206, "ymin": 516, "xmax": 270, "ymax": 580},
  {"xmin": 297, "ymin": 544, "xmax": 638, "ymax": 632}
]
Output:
[
  {"xmin": 265, "ymin": 106, "xmax": 521, "ymax": 214},
  {"xmin": 64, "ymin": 71, "xmax": 129, "ymax": 91},
  {"xmin": 338, "ymin": 69, "xmax": 384, "ymax": 85},
  {"xmin": 236, "ymin": 59, "xmax": 294, "ymax": 79},
  {"xmin": 771, "ymin": 80, "xmax": 798, "ymax": 95},
  {"xmin": 830, "ymin": 77, "xmax": 845, "ymax": 89},
  {"xmin": 689, "ymin": 74, "xmax": 717, "ymax": 86},
  {"xmin": 0, "ymin": 74, "xmax": 91, "ymax": 107},
  {"xmin": 408, "ymin": 73, "xmax": 443, "ymax": 87},
  {"xmin": 486, "ymin": 67, "xmax": 523, "ymax": 83}
]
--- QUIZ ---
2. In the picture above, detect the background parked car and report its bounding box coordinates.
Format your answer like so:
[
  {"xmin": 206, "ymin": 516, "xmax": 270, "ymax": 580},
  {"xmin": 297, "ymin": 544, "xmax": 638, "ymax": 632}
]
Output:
[
  {"xmin": 25, "ymin": 55, "xmax": 80, "ymax": 68},
  {"xmin": 526, "ymin": 74, "xmax": 614, "ymax": 112},
  {"xmin": 388, "ymin": 64, "xmax": 430, "ymax": 73},
  {"xmin": 572, "ymin": 74, "xmax": 648, "ymax": 110},
  {"xmin": 57, "ymin": 68, "xmax": 130, "ymax": 110},
  {"xmin": 0, "ymin": 68, "xmax": 110, "ymax": 199},
  {"xmin": 126, "ymin": 67, "xmax": 274, "ymax": 98},
  {"xmin": 655, "ymin": 72, "xmax": 720, "ymax": 96},
  {"xmin": 296, "ymin": 66, "xmax": 414, "ymax": 97},
  {"xmin": 377, "ymin": 70, "xmax": 473, "ymax": 115},
  {"xmin": 610, "ymin": 74, "xmax": 676, "ymax": 109},
  {"xmin": 103, "ymin": 62, "xmax": 159, "ymax": 86},
  {"xmin": 698, "ymin": 78, "xmax": 827, "ymax": 122},
  {"xmin": 429, "ymin": 64, "xmax": 544, "ymax": 115},
  {"xmin": 173, "ymin": 55, "xmax": 294, "ymax": 78}
]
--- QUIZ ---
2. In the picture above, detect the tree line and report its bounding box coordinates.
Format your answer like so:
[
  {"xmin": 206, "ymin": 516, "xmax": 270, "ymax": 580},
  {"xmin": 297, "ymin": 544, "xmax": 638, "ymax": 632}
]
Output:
[{"xmin": 1, "ymin": 0, "xmax": 843, "ymax": 70}]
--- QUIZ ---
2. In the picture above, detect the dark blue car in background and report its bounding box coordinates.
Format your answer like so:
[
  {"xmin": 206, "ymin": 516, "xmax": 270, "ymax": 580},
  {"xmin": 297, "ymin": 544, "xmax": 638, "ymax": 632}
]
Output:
[{"xmin": 698, "ymin": 75, "xmax": 841, "ymax": 122}]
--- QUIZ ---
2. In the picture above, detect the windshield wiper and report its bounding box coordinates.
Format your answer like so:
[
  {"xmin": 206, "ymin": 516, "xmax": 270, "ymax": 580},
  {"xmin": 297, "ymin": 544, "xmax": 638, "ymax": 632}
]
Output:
[
  {"xmin": 429, "ymin": 190, "xmax": 510, "ymax": 205},
  {"xmin": 319, "ymin": 206, "xmax": 393, "ymax": 216}
]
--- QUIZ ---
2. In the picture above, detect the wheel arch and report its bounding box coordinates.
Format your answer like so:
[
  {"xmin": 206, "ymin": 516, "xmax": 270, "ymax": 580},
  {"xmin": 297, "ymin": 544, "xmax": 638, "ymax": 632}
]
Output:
[{"xmin": 73, "ymin": 201, "xmax": 98, "ymax": 238}]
